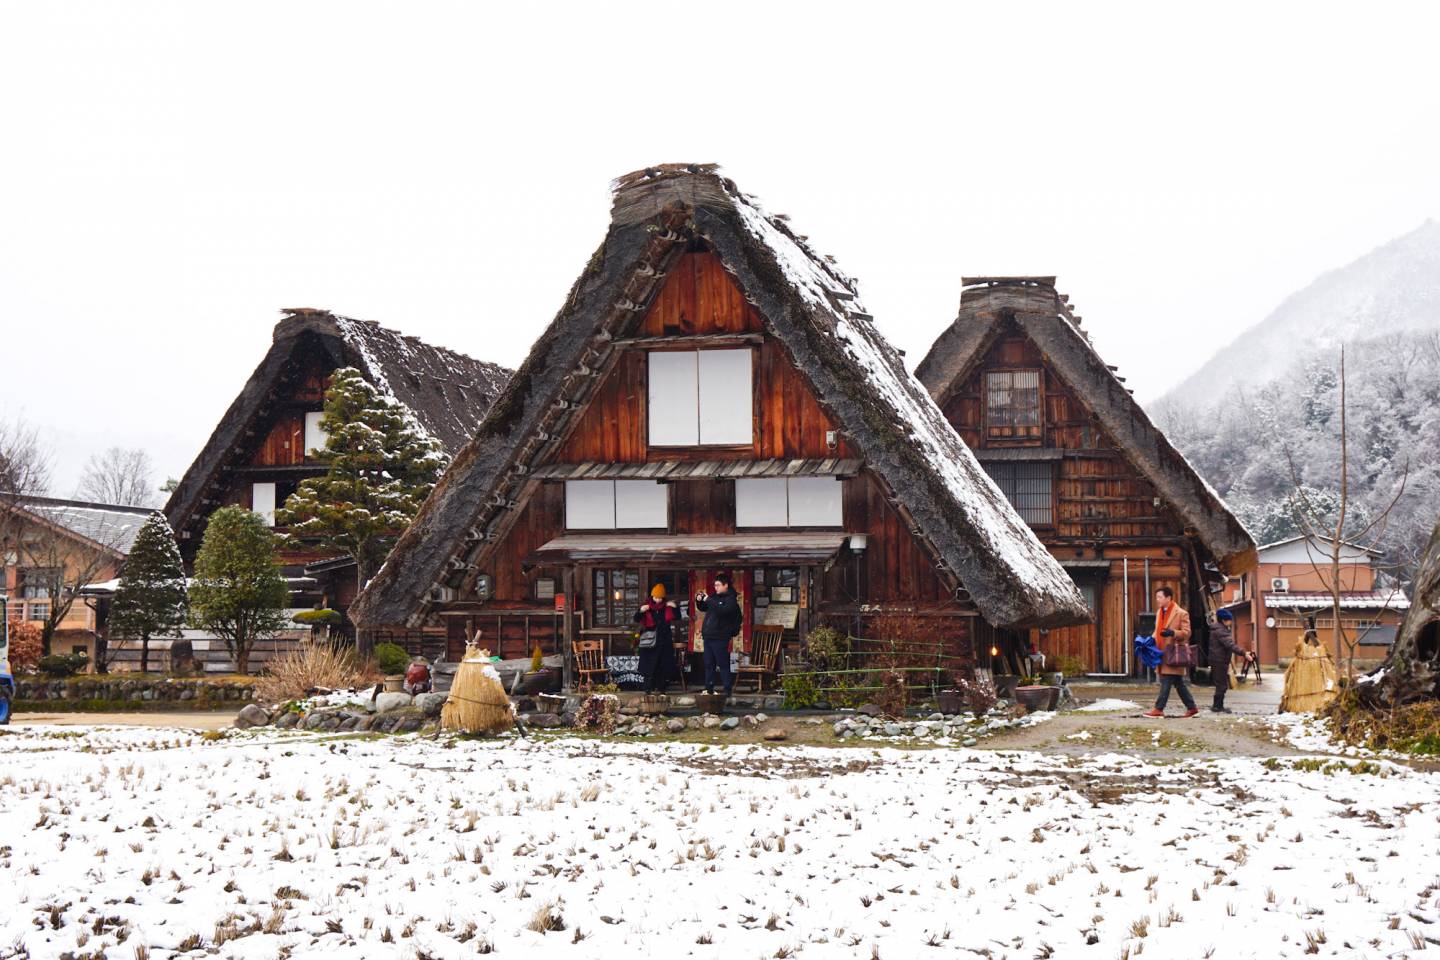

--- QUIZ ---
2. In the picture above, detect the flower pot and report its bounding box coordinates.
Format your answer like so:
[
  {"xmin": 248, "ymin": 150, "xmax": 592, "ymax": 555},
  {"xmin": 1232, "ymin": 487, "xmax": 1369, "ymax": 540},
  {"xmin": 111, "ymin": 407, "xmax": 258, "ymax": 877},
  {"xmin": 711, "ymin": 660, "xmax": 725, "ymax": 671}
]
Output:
[
  {"xmin": 935, "ymin": 690, "xmax": 964, "ymax": 715},
  {"xmin": 515, "ymin": 668, "xmax": 559, "ymax": 695},
  {"xmin": 694, "ymin": 692, "xmax": 726, "ymax": 714},
  {"xmin": 638, "ymin": 693, "xmax": 670, "ymax": 715},
  {"xmin": 383, "ymin": 675, "xmax": 405, "ymax": 693},
  {"xmin": 1015, "ymin": 685, "xmax": 1060, "ymax": 713}
]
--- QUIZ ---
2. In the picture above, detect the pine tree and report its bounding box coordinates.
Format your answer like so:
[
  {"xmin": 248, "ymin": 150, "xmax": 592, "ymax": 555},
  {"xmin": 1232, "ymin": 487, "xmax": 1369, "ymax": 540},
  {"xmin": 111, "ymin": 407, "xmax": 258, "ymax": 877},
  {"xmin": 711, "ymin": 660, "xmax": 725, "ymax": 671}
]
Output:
[
  {"xmin": 188, "ymin": 506, "xmax": 290, "ymax": 675},
  {"xmin": 110, "ymin": 512, "xmax": 188, "ymax": 674},
  {"xmin": 276, "ymin": 367, "xmax": 448, "ymax": 658}
]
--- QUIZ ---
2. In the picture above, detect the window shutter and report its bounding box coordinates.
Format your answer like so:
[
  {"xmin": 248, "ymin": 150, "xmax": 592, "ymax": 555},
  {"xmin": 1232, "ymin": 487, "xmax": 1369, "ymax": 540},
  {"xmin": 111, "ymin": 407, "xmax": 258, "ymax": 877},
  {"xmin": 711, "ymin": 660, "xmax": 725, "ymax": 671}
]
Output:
[
  {"xmin": 647, "ymin": 352, "xmax": 700, "ymax": 446},
  {"xmin": 565, "ymin": 480, "xmax": 616, "ymax": 529},
  {"xmin": 786, "ymin": 477, "xmax": 843, "ymax": 526},
  {"xmin": 697, "ymin": 349, "xmax": 753, "ymax": 445},
  {"xmin": 251, "ymin": 482, "xmax": 277, "ymax": 526},
  {"xmin": 614, "ymin": 481, "xmax": 668, "ymax": 529},
  {"xmin": 735, "ymin": 478, "xmax": 789, "ymax": 527}
]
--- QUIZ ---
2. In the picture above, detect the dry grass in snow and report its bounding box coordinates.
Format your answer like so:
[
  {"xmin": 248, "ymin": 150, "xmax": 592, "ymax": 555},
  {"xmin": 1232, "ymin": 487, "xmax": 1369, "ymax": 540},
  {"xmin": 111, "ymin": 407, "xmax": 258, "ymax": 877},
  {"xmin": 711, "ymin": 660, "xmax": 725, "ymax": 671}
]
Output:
[{"xmin": 1, "ymin": 725, "xmax": 1438, "ymax": 958}]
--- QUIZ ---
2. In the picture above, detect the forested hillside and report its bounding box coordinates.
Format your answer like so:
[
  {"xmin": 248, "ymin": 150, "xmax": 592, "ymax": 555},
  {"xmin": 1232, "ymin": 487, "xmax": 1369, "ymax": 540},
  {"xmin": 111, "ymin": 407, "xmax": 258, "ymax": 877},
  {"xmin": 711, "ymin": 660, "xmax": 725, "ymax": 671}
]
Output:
[{"xmin": 1156, "ymin": 331, "xmax": 1440, "ymax": 581}]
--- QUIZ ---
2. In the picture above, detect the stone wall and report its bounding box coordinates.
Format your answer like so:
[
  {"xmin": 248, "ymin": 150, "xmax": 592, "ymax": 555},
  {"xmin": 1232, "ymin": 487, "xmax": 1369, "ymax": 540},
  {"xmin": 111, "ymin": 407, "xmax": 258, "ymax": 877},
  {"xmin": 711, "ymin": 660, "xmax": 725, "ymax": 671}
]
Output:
[{"xmin": 15, "ymin": 676, "xmax": 256, "ymax": 710}]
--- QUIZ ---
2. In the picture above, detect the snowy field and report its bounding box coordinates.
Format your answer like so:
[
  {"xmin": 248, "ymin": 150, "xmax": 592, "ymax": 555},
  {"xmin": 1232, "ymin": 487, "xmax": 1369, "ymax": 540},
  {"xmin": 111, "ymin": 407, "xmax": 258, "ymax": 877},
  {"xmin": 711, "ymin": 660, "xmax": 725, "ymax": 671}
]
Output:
[{"xmin": 3, "ymin": 727, "xmax": 1439, "ymax": 959}]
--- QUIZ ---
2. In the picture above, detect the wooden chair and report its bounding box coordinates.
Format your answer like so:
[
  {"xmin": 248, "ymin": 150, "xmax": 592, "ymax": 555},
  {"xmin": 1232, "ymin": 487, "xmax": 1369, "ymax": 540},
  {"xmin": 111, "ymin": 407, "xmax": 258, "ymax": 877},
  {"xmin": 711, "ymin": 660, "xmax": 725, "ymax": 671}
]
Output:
[
  {"xmin": 672, "ymin": 641, "xmax": 691, "ymax": 692},
  {"xmin": 573, "ymin": 639, "xmax": 610, "ymax": 690},
  {"xmin": 735, "ymin": 625, "xmax": 784, "ymax": 693}
]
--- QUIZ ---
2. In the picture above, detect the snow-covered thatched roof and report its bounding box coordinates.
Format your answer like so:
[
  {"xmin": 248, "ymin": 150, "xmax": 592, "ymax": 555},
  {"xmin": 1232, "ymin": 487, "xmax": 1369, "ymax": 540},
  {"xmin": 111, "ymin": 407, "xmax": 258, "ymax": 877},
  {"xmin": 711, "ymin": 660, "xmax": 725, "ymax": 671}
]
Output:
[
  {"xmin": 351, "ymin": 164, "xmax": 1090, "ymax": 632},
  {"xmin": 164, "ymin": 311, "xmax": 511, "ymax": 541},
  {"xmin": 915, "ymin": 278, "xmax": 1258, "ymax": 577}
]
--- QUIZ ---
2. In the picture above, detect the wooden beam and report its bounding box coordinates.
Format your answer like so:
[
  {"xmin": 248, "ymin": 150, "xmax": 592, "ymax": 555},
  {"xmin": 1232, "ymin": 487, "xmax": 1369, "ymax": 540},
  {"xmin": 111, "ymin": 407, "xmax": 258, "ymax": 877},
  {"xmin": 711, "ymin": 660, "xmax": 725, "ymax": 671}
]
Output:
[{"xmin": 611, "ymin": 333, "xmax": 763, "ymax": 349}]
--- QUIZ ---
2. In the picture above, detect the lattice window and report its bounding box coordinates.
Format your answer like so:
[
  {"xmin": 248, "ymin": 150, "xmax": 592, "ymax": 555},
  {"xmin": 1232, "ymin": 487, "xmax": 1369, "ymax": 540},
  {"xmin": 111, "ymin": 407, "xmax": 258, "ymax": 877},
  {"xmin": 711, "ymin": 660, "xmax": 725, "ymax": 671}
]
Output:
[
  {"xmin": 985, "ymin": 370, "xmax": 1042, "ymax": 439},
  {"xmin": 982, "ymin": 462, "xmax": 1053, "ymax": 525},
  {"xmin": 592, "ymin": 569, "xmax": 641, "ymax": 628}
]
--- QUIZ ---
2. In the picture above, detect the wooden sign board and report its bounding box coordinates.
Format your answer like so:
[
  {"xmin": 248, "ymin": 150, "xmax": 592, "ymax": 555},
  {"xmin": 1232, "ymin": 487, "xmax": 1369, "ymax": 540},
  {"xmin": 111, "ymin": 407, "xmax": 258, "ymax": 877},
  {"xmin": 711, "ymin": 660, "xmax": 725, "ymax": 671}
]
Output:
[{"xmin": 758, "ymin": 604, "xmax": 799, "ymax": 628}]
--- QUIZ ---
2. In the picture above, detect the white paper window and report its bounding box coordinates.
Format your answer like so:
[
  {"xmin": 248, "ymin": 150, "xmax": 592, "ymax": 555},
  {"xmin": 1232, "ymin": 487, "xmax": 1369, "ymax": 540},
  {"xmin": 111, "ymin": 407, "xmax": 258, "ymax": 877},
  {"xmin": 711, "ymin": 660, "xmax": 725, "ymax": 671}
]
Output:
[
  {"xmin": 566, "ymin": 480, "xmax": 668, "ymax": 530},
  {"xmin": 698, "ymin": 349, "xmax": 753, "ymax": 444},
  {"xmin": 614, "ymin": 480, "xmax": 668, "ymax": 528},
  {"xmin": 304, "ymin": 411, "xmax": 328, "ymax": 455},
  {"xmin": 735, "ymin": 478, "xmax": 789, "ymax": 527},
  {"xmin": 648, "ymin": 349, "xmax": 753, "ymax": 447},
  {"xmin": 736, "ymin": 477, "xmax": 843, "ymax": 527},
  {"xmin": 251, "ymin": 482, "xmax": 277, "ymax": 527},
  {"xmin": 647, "ymin": 351, "xmax": 699, "ymax": 446},
  {"xmin": 787, "ymin": 477, "xmax": 843, "ymax": 526},
  {"xmin": 565, "ymin": 480, "xmax": 616, "ymax": 530}
]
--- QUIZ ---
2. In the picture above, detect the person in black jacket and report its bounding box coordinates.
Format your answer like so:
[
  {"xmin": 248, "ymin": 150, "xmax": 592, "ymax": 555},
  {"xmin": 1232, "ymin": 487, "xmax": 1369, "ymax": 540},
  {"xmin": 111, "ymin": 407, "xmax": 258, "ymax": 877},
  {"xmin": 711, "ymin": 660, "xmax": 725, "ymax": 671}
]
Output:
[
  {"xmin": 1208, "ymin": 609, "xmax": 1254, "ymax": 713},
  {"xmin": 634, "ymin": 584, "xmax": 679, "ymax": 694},
  {"xmin": 695, "ymin": 572, "xmax": 743, "ymax": 698}
]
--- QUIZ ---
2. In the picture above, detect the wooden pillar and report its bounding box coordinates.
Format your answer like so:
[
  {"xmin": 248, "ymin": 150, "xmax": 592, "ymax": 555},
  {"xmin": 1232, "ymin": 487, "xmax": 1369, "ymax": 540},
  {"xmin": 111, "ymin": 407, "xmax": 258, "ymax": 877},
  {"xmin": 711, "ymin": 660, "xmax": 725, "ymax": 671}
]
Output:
[{"xmin": 561, "ymin": 565, "xmax": 576, "ymax": 691}]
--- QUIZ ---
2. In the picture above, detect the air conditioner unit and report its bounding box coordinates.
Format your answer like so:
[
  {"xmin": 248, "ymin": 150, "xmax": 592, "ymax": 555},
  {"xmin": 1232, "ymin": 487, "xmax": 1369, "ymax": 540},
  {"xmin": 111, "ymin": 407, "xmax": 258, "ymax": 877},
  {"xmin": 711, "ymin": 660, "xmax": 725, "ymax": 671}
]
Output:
[{"xmin": 1270, "ymin": 577, "xmax": 1290, "ymax": 593}]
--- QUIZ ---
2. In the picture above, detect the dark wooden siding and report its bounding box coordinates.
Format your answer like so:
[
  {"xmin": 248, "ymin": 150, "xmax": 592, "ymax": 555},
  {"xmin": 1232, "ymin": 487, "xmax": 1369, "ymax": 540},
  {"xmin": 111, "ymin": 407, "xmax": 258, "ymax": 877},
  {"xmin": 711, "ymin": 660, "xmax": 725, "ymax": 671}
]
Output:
[
  {"xmin": 939, "ymin": 324, "xmax": 1199, "ymax": 672},
  {"xmin": 555, "ymin": 252, "xmax": 853, "ymax": 463}
]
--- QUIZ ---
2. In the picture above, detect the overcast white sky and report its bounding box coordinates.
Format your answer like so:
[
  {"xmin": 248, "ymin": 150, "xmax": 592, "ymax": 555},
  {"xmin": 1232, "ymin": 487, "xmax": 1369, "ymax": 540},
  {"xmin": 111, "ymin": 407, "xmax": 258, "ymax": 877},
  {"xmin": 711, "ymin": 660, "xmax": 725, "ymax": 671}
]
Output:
[{"xmin": 3, "ymin": 1, "xmax": 1439, "ymax": 495}]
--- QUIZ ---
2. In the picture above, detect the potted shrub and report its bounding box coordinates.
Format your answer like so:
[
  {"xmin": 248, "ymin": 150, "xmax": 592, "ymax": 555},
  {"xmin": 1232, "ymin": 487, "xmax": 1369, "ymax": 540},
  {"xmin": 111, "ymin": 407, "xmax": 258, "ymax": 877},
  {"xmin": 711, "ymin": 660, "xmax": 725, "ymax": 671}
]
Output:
[
  {"xmin": 374, "ymin": 642, "xmax": 411, "ymax": 692},
  {"xmin": 514, "ymin": 645, "xmax": 560, "ymax": 695}
]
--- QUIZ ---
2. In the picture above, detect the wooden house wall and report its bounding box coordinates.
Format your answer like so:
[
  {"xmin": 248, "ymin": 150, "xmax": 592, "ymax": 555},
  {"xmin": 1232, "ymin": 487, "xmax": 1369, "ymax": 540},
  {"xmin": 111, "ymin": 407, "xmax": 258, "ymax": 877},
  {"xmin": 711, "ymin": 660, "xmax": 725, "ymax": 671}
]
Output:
[
  {"xmin": 940, "ymin": 326, "xmax": 1200, "ymax": 672},
  {"xmin": 448, "ymin": 251, "xmax": 975, "ymax": 664},
  {"xmin": 941, "ymin": 332, "xmax": 1186, "ymax": 543},
  {"xmin": 555, "ymin": 252, "xmax": 855, "ymax": 463}
]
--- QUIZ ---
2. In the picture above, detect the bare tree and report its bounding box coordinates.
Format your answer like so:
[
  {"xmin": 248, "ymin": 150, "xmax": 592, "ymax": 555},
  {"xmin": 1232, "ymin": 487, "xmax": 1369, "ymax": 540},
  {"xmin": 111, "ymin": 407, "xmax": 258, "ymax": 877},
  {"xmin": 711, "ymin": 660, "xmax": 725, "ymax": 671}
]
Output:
[
  {"xmin": 0, "ymin": 416, "xmax": 51, "ymax": 499},
  {"xmin": 1285, "ymin": 347, "xmax": 1408, "ymax": 682},
  {"xmin": 75, "ymin": 447, "xmax": 159, "ymax": 507}
]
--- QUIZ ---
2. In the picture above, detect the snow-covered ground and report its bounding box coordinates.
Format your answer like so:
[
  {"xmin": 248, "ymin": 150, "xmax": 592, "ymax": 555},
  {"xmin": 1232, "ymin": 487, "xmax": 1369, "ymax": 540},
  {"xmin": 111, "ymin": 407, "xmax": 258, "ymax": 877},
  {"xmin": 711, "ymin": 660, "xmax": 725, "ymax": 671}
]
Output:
[{"xmin": 3, "ymin": 725, "xmax": 1438, "ymax": 959}]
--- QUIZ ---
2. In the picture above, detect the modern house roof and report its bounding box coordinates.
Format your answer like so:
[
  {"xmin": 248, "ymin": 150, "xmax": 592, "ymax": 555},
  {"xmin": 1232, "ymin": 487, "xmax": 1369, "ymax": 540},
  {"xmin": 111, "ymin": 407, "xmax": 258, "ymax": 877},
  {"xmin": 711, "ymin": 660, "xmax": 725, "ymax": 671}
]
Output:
[
  {"xmin": 2, "ymin": 495, "xmax": 154, "ymax": 556},
  {"xmin": 351, "ymin": 164, "xmax": 1090, "ymax": 632},
  {"xmin": 915, "ymin": 277, "xmax": 1258, "ymax": 576}
]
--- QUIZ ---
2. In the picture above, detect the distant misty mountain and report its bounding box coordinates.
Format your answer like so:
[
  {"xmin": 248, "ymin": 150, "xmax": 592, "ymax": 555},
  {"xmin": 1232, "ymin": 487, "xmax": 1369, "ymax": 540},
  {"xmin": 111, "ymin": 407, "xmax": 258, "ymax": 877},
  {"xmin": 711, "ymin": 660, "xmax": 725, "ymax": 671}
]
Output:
[
  {"xmin": 1162, "ymin": 219, "xmax": 1440, "ymax": 408},
  {"xmin": 1152, "ymin": 220, "xmax": 1440, "ymax": 580}
]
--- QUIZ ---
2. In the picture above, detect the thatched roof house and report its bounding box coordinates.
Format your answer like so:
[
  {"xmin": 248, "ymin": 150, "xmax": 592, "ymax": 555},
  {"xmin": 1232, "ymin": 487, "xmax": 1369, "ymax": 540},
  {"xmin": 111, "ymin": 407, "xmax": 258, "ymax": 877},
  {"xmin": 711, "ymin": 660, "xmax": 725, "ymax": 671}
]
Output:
[
  {"xmin": 165, "ymin": 309, "xmax": 512, "ymax": 552},
  {"xmin": 915, "ymin": 278, "xmax": 1255, "ymax": 576},
  {"xmin": 352, "ymin": 165, "xmax": 1088, "ymax": 641}
]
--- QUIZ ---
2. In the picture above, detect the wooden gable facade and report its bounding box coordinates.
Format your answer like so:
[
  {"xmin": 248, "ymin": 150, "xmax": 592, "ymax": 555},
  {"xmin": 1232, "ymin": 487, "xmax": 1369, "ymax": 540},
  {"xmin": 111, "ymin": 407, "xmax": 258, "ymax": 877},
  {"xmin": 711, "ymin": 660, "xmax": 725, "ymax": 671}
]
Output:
[
  {"xmin": 351, "ymin": 166, "xmax": 1090, "ymax": 688},
  {"xmin": 164, "ymin": 309, "xmax": 511, "ymax": 650},
  {"xmin": 917, "ymin": 278, "xmax": 1257, "ymax": 675},
  {"xmin": 450, "ymin": 250, "xmax": 966, "ymax": 667}
]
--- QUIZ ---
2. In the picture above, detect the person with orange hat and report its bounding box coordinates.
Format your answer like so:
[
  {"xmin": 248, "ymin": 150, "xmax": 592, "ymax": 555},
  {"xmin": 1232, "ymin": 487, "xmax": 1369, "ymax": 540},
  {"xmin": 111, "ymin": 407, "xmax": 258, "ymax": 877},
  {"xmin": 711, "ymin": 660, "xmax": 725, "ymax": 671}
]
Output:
[{"xmin": 634, "ymin": 583, "xmax": 680, "ymax": 694}]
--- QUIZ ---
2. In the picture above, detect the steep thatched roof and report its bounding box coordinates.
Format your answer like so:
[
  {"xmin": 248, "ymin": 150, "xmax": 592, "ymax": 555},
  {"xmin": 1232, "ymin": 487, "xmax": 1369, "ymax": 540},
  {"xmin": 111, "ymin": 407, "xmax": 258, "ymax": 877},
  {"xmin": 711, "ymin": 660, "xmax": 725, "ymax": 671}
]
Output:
[
  {"xmin": 914, "ymin": 277, "xmax": 1257, "ymax": 576},
  {"xmin": 351, "ymin": 164, "xmax": 1089, "ymax": 632},
  {"xmin": 164, "ymin": 310, "xmax": 511, "ymax": 539}
]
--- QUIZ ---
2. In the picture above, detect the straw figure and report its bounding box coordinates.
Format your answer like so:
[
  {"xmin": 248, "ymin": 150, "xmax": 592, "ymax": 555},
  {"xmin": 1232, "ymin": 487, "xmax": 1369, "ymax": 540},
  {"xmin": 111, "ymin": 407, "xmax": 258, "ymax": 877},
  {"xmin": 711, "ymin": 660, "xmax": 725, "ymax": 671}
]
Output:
[
  {"xmin": 441, "ymin": 641, "xmax": 515, "ymax": 734},
  {"xmin": 1280, "ymin": 632, "xmax": 1340, "ymax": 713}
]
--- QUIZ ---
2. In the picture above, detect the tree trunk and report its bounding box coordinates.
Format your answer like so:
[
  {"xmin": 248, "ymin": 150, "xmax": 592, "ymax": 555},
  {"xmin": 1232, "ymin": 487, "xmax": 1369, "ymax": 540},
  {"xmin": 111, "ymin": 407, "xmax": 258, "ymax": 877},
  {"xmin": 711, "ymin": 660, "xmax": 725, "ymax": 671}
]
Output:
[
  {"xmin": 141, "ymin": 634, "xmax": 149, "ymax": 674},
  {"xmin": 354, "ymin": 560, "xmax": 375, "ymax": 662},
  {"xmin": 1363, "ymin": 515, "xmax": 1440, "ymax": 706},
  {"xmin": 236, "ymin": 642, "xmax": 250, "ymax": 676}
]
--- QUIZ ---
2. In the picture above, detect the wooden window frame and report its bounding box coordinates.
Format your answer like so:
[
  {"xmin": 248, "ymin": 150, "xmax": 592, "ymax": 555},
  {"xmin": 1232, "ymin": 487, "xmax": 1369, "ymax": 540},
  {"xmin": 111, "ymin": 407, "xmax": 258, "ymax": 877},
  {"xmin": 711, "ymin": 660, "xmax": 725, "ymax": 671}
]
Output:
[
  {"xmin": 984, "ymin": 368, "xmax": 1044, "ymax": 444},
  {"xmin": 981, "ymin": 461, "xmax": 1055, "ymax": 528}
]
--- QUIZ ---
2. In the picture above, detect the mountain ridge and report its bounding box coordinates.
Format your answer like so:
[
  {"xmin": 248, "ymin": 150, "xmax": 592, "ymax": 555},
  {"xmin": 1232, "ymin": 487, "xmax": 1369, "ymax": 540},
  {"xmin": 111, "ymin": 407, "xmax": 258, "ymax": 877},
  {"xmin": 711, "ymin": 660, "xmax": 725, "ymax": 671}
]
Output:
[{"xmin": 1161, "ymin": 218, "xmax": 1440, "ymax": 408}]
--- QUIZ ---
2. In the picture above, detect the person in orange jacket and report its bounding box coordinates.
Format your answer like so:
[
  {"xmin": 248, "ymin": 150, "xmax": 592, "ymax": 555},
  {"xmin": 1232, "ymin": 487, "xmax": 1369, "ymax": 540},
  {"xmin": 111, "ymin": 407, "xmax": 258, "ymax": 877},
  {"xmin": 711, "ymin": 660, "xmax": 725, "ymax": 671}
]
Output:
[{"xmin": 1144, "ymin": 586, "xmax": 1198, "ymax": 718}]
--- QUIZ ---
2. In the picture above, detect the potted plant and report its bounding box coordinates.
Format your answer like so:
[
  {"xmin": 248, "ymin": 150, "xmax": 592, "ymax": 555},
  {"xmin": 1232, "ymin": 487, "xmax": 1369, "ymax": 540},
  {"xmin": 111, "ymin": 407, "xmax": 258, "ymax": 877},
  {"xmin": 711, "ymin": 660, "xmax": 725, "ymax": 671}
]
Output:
[
  {"xmin": 374, "ymin": 642, "xmax": 411, "ymax": 692},
  {"xmin": 514, "ymin": 645, "xmax": 560, "ymax": 695}
]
